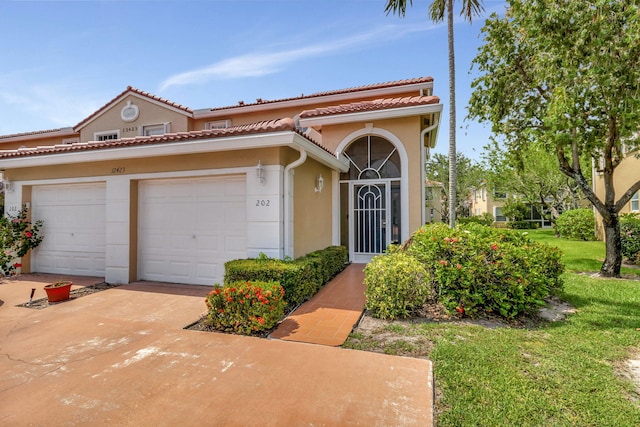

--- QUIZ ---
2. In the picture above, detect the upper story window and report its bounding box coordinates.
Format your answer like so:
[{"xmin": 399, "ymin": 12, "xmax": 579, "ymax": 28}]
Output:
[
  {"xmin": 142, "ymin": 123, "xmax": 170, "ymax": 136},
  {"xmin": 94, "ymin": 130, "xmax": 120, "ymax": 142},
  {"xmin": 205, "ymin": 120, "xmax": 232, "ymax": 130},
  {"xmin": 631, "ymin": 192, "xmax": 639, "ymax": 212},
  {"xmin": 493, "ymin": 189, "xmax": 507, "ymax": 200}
]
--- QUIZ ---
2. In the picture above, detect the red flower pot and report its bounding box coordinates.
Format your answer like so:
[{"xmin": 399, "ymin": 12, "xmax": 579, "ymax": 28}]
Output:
[{"xmin": 44, "ymin": 281, "xmax": 72, "ymax": 303}]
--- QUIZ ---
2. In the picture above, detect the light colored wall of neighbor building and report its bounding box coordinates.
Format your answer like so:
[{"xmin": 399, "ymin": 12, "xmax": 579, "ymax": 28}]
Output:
[{"xmin": 593, "ymin": 153, "xmax": 640, "ymax": 239}]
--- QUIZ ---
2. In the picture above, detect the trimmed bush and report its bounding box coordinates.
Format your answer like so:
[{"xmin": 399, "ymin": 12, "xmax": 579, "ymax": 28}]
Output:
[
  {"xmin": 555, "ymin": 208, "xmax": 596, "ymax": 240},
  {"xmin": 224, "ymin": 246, "xmax": 348, "ymax": 306},
  {"xmin": 205, "ymin": 281, "xmax": 286, "ymax": 335},
  {"xmin": 620, "ymin": 213, "xmax": 640, "ymax": 264},
  {"xmin": 457, "ymin": 213, "xmax": 494, "ymax": 227},
  {"xmin": 364, "ymin": 252, "xmax": 432, "ymax": 320},
  {"xmin": 405, "ymin": 223, "xmax": 564, "ymax": 319},
  {"xmin": 507, "ymin": 220, "xmax": 539, "ymax": 229}
]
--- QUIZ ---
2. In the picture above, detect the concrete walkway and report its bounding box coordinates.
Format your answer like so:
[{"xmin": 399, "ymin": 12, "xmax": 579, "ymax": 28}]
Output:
[
  {"xmin": 270, "ymin": 263, "xmax": 366, "ymax": 346},
  {"xmin": 0, "ymin": 273, "xmax": 433, "ymax": 426}
]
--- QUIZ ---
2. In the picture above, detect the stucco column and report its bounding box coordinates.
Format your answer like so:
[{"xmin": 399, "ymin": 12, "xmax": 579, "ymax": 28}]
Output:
[{"xmin": 105, "ymin": 177, "xmax": 131, "ymax": 284}]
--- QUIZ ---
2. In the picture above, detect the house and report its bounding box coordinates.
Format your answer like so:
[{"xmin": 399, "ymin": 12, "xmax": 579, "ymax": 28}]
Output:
[{"xmin": 0, "ymin": 77, "xmax": 442, "ymax": 286}]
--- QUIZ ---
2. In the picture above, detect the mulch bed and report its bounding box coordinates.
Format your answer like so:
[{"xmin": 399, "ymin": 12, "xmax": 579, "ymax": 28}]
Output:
[{"xmin": 16, "ymin": 282, "xmax": 121, "ymax": 310}]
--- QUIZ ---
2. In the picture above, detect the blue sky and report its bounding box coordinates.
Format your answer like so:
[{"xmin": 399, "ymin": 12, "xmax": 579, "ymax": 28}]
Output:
[{"xmin": 0, "ymin": 0, "xmax": 507, "ymax": 159}]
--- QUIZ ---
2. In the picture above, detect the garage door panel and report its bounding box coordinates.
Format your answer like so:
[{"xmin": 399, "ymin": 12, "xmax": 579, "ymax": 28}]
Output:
[
  {"xmin": 32, "ymin": 183, "xmax": 106, "ymax": 277},
  {"xmin": 138, "ymin": 175, "xmax": 247, "ymax": 285}
]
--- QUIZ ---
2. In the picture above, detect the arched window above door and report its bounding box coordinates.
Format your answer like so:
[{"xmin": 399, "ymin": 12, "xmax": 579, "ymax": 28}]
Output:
[{"xmin": 340, "ymin": 135, "xmax": 401, "ymax": 181}]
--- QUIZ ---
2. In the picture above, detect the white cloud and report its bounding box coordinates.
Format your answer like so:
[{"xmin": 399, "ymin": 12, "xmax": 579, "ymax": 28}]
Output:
[{"xmin": 158, "ymin": 23, "xmax": 432, "ymax": 92}]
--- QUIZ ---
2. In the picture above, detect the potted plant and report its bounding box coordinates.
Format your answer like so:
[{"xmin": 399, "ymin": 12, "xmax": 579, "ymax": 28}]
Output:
[{"xmin": 44, "ymin": 281, "xmax": 72, "ymax": 303}]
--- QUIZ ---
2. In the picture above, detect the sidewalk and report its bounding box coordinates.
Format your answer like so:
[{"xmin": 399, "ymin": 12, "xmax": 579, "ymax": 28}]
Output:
[{"xmin": 269, "ymin": 263, "xmax": 366, "ymax": 346}]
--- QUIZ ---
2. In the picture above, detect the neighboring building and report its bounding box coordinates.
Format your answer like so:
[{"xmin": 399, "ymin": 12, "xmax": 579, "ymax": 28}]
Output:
[
  {"xmin": 470, "ymin": 182, "xmax": 506, "ymax": 223},
  {"xmin": 593, "ymin": 152, "xmax": 640, "ymax": 239},
  {"xmin": 424, "ymin": 180, "xmax": 444, "ymax": 223},
  {"xmin": 0, "ymin": 77, "xmax": 442, "ymax": 285},
  {"xmin": 469, "ymin": 182, "xmax": 552, "ymax": 227}
]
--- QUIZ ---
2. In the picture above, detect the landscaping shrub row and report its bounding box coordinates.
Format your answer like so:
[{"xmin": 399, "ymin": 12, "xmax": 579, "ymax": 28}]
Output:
[
  {"xmin": 224, "ymin": 246, "xmax": 348, "ymax": 306},
  {"xmin": 205, "ymin": 246, "xmax": 348, "ymax": 335},
  {"xmin": 365, "ymin": 223, "xmax": 565, "ymax": 320}
]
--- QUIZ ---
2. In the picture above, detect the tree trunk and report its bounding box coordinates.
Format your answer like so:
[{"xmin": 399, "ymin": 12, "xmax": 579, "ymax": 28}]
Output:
[
  {"xmin": 447, "ymin": 0, "xmax": 457, "ymax": 228},
  {"xmin": 600, "ymin": 211, "xmax": 622, "ymax": 277}
]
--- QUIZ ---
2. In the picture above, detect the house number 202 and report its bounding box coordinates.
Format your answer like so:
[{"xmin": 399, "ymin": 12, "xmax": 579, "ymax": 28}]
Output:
[{"xmin": 256, "ymin": 199, "xmax": 270, "ymax": 207}]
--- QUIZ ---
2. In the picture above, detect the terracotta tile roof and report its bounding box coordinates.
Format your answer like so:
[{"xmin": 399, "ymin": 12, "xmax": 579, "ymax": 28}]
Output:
[
  {"xmin": 0, "ymin": 128, "xmax": 75, "ymax": 141},
  {"xmin": 298, "ymin": 95, "xmax": 440, "ymax": 119},
  {"xmin": 0, "ymin": 118, "xmax": 332, "ymax": 159},
  {"xmin": 209, "ymin": 76, "xmax": 435, "ymax": 112},
  {"xmin": 74, "ymin": 86, "xmax": 193, "ymax": 131}
]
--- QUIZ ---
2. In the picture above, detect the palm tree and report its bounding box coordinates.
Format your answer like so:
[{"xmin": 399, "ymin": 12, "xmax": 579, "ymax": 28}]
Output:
[{"xmin": 385, "ymin": 0, "xmax": 484, "ymax": 227}]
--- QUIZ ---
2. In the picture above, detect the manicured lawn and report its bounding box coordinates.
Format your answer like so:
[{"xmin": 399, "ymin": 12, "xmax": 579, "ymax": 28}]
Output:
[{"xmin": 344, "ymin": 229, "xmax": 640, "ymax": 426}]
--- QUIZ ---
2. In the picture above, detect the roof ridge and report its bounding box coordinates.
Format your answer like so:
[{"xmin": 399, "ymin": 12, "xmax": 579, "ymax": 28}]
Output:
[{"xmin": 208, "ymin": 76, "xmax": 434, "ymax": 112}]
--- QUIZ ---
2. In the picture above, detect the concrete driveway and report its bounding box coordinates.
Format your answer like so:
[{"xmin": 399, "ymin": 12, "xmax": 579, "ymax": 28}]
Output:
[{"xmin": 0, "ymin": 274, "xmax": 433, "ymax": 426}]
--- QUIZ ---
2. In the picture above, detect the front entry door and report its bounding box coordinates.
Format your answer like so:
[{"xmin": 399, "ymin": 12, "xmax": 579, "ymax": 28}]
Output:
[{"xmin": 350, "ymin": 181, "xmax": 390, "ymax": 263}]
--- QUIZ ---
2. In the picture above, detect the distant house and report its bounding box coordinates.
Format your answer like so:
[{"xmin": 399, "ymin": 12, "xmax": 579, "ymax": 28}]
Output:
[
  {"xmin": 424, "ymin": 180, "xmax": 444, "ymax": 223},
  {"xmin": 469, "ymin": 182, "xmax": 552, "ymax": 227},
  {"xmin": 470, "ymin": 182, "xmax": 506, "ymax": 223},
  {"xmin": 0, "ymin": 77, "xmax": 442, "ymax": 285}
]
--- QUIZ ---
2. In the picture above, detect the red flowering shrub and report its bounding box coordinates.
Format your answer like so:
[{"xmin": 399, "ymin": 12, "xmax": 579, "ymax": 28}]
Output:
[
  {"xmin": 405, "ymin": 223, "xmax": 564, "ymax": 319},
  {"xmin": 204, "ymin": 281, "xmax": 286, "ymax": 335},
  {"xmin": 0, "ymin": 205, "xmax": 44, "ymax": 276}
]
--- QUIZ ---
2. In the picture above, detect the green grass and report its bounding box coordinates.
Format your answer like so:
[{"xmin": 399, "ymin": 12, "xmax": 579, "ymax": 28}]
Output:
[{"xmin": 344, "ymin": 230, "xmax": 640, "ymax": 426}]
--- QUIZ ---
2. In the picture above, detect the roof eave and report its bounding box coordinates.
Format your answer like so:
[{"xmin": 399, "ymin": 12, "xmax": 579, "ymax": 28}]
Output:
[
  {"xmin": 0, "ymin": 131, "xmax": 348, "ymax": 172},
  {"xmin": 298, "ymin": 103, "xmax": 443, "ymax": 128}
]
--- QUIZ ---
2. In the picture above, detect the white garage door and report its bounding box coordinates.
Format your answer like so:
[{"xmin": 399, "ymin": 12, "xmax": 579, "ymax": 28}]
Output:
[
  {"xmin": 31, "ymin": 183, "xmax": 106, "ymax": 277},
  {"xmin": 138, "ymin": 175, "xmax": 247, "ymax": 285}
]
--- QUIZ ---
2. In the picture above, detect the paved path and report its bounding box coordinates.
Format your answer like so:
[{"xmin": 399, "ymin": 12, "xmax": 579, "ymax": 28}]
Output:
[
  {"xmin": 0, "ymin": 273, "xmax": 433, "ymax": 426},
  {"xmin": 270, "ymin": 263, "xmax": 366, "ymax": 346}
]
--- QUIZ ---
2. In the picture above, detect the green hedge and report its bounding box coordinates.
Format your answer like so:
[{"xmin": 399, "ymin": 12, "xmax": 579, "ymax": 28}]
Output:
[
  {"xmin": 224, "ymin": 246, "xmax": 348, "ymax": 306},
  {"xmin": 507, "ymin": 221, "xmax": 539, "ymax": 229}
]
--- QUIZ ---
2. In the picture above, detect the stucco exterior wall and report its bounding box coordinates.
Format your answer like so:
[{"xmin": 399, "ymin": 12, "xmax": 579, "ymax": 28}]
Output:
[
  {"xmin": 79, "ymin": 95, "xmax": 190, "ymax": 142},
  {"xmin": 593, "ymin": 155, "xmax": 640, "ymax": 238},
  {"xmin": 292, "ymin": 158, "xmax": 333, "ymax": 257}
]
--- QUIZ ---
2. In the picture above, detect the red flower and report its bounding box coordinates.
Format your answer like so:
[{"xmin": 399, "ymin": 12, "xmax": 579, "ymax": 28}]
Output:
[
  {"xmin": 491, "ymin": 244, "xmax": 498, "ymax": 251},
  {"xmin": 455, "ymin": 304, "xmax": 465, "ymax": 314},
  {"xmin": 25, "ymin": 231, "xmax": 33, "ymax": 238},
  {"xmin": 456, "ymin": 264, "xmax": 462, "ymax": 270},
  {"xmin": 257, "ymin": 317, "xmax": 265, "ymax": 325},
  {"xmin": 438, "ymin": 260, "xmax": 448, "ymax": 266}
]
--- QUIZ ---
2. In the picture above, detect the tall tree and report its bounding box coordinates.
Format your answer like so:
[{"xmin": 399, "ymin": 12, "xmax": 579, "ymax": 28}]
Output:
[
  {"xmin": 385, "ymin": 0, "xmax": 484, "ymax": 228},
  {"xmin": 468, "ymin": 0, "xmax": 640, "ymax": 277}
]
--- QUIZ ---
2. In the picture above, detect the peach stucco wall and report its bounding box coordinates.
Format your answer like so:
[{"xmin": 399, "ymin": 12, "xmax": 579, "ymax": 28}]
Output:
[{"xmin": 79, "ymin": 95, "xmax": 190, "ymax": 142}]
